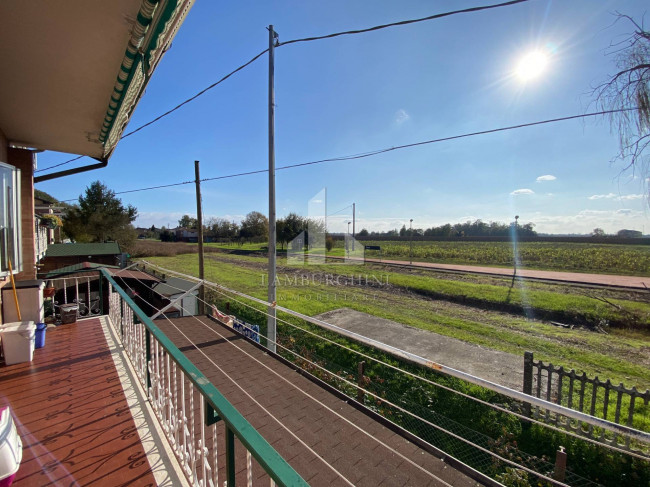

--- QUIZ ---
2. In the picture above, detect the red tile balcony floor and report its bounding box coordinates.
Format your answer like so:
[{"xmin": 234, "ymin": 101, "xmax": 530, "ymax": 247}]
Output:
[{"xmin": 0, "ymin": 318, "xmax": 160, "ymax": 487}]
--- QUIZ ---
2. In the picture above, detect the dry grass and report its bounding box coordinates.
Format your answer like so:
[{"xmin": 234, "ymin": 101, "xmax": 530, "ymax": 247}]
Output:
[{"xmin": 130, "ymin": 240, "xmax": 198, "ymax": 257}]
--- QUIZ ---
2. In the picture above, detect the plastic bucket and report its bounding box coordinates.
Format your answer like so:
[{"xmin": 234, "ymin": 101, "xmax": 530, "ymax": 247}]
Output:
[
  {"xmin": 0, "ymin": 322, "xmax": 35, "ymax": 365},
  {"xmin": 35, "ymin": 323, "xmax": 47, "ymax": 349}
]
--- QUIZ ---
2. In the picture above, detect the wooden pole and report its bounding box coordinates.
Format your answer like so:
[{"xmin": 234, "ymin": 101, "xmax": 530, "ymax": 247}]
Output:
[
  {"xmin": 7, "ymin": 258, "xmax": 21, "ymax": 321},
  {"xmin": 195, "ymin": 160, "xmax": 205, "ymax": 315}
]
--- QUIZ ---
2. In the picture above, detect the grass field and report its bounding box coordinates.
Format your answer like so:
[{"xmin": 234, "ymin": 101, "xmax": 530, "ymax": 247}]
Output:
[
  {"xmin": 330, "ymin": 240, "xmax": 650, "ymax": 276},
  {"xmin": 135, "ymin": 239, "xmax": 650, "ymax": 485},
  {"xmin": 143, "ymin": 249, "xmax": 650, "ymax": 390},
  {"xmin": 133, "ymin": 239, "xmax": 650, "ymax": 276}
]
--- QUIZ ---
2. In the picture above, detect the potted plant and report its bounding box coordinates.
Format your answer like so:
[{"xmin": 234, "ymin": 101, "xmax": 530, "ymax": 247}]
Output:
[{"xmin": 39, "ymin": 214, "xmax": 62, "ymax": 230}]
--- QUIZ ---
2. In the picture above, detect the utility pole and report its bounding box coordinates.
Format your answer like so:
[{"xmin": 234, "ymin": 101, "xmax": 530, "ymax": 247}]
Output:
[
  {"xmin": 352, "ymin": 202, "xmax": 355, "ymax": 251},
  {"xmin": 267, "ymin": 25, "xmax": 278, "ymax": 353},
  {"xmin": 195, "ymin": 160, "xmax": 205, "ymax": 315}
]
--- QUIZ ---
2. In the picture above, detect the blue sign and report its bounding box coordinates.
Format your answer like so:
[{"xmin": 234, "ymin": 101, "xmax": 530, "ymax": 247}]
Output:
[{"xmin": 233, "ymin": 319, "xmax": 260, "ymax": 344}]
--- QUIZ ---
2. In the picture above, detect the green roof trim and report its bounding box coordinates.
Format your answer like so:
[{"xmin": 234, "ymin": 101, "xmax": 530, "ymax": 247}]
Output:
[
  {"xmin": 45, "ymin": 242, "xmax": 122, "ymax": 258},
  {"xmin": 46, "ymin": 262, "xmax": 119, "ymax": 278},
  {"xmin": 100, "ymin": 0, "xmax": 194, "ymax": 157},
  {"xmin": 99, "ymin": 0, "xmax": 161, "ymax": 148},
  {"xmin": 142, "ymin": 0, "xmax": 179, "ymax": 73}
]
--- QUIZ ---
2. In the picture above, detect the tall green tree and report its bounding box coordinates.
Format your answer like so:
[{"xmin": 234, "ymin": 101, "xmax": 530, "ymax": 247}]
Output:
[
  {"xmin": 178, "ymin": 214, "xmax": 198, "ymax": 229},
  {"xmin": 63, "ymin": 181, "xmax": 137, "ymax": 246},
  {"xmin": 240, "ymin": 211, "xmax": 268, "ymax": 241}
]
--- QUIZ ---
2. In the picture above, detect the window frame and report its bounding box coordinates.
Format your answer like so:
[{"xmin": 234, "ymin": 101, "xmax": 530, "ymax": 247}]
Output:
[{"xmin": 0, "ymin": 161, "xmax": 22, "ymax": 276}]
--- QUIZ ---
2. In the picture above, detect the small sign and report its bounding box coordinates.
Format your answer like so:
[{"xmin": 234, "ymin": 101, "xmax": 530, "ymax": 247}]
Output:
[
  {"xmin": 233, "ymin": 319, "xmax": 260, "ymax": 344},
  {"xmin": 365, "ymin": 245, "xmax": 381, "ymax": 251}
]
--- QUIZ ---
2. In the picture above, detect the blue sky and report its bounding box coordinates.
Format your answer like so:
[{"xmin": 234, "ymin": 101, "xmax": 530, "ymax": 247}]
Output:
[{"xmin": 37, "ymin": 0, "xmax": 650, "ymax": 234}]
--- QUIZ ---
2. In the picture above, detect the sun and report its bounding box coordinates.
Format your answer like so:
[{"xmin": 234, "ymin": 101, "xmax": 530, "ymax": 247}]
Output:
[{"xmin": 515, "ymin": 50, "xmax": 548, "ymax": 81}]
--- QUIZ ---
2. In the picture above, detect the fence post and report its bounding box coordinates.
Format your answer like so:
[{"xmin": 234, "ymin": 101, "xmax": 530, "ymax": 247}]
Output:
[
  {"xmin": 553, "ymin": 446, "xmax": 567, "ymax": 482},
  {"xmin": 523, "ymin": 351, "xmax": 534, "ymax": 420},
  {"xmin": 357, "ymin": 361, "xmax": 366, "ymax": 404}
]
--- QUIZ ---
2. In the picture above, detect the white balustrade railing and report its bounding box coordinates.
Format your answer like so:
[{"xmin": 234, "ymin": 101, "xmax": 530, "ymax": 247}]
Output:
[{"xmin": 102, "ymin": 270, "xmax": 306, "ymax": 487}]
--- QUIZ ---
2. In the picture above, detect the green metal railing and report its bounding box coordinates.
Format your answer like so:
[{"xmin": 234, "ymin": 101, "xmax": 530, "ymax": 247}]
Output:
[{"xmin": 100, "ymin": 269, "xmax": 307, "ymax": 487}]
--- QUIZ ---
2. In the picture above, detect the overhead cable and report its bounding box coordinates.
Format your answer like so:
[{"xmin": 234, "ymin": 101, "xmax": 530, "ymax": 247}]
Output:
[
  {"xmin": 60, "ymin": 107, "xmax": 640, "ymax": 202},
  {"xmin": 35, "ymin": 0, "xmax": 530, "ymax": 174},
  {"xmin": 278, "ymin": 0, "xmax": 530, "ymax": 46},
  {"xmin": 35, "ymin": 49, "xmax": 269, "ymax": 174}
]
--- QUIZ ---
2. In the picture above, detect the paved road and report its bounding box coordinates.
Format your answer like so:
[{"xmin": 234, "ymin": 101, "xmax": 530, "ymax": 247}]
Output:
[
  {"xmin": 316, "ymin": 308, "xmax": 524, "ymax": 391},
  {"xmin": 331, "ymin": 255, "xmax": 650, "ymax": 289}
]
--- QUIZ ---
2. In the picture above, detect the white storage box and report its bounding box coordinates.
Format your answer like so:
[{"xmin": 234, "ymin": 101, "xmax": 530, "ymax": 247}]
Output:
[
  {"xmin": 1, "ymin": 280, "xmax": 45, "ymax": 323},
  {"xmin": 0, "ymin": 407, "xmax": 22, "ymax": 486},
  {"xmin": 0, "ymin": 322, "xmax": 36, "ymax": 366}
]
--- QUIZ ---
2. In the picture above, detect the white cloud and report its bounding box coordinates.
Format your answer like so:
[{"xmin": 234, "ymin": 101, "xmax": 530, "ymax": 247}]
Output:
[
  {"xmin": 530, "ymin": 209, "xmax": 647, "ymax": 234},
  {"xmin": 395, "ymin": 109, "xmax": 410, "ymax": 124},
  {"xmin": 588, "ymin": 193, "xmax": 643, "ymax": 201},
  {"xmin": 588, "ymin": 193, "xmax": 616, "ymax": 200},
  {"xmin": 510, "ymin": 188, "xmax": 534, "ymax": 195},
  {"xmin": 536, "ymin": 175, "xmax": 556, "ymax": 182}
]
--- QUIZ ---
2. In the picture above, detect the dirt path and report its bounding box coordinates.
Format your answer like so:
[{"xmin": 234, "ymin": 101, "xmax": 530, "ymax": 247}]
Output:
[
  {"xmin": 316, "ymin": 308, "xmax": 524, "ymax": 391},
  {"xmin": 328, "ymin": 256, "xmax": 650, "ymax": 289}
]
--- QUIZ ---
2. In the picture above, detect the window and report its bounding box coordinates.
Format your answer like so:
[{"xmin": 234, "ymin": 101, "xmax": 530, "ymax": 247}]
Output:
[{"xmin": 0, "ymin": 162, "xmax": 21, "ymax": 275}]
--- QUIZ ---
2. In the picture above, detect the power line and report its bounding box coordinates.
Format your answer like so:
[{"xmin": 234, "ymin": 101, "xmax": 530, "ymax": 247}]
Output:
[
  {"xmin": 35, "ymin": 49, "xmax": 269, "ymax": 174},
  {"xmin": 35, "ymin": 155, "xmax": 84, "ymax": 173},
  {"xmin": 36, "ymin": 0, "xmax": 531, "ymax": 175},
  {"xmin": 278, "ymin": 0, "xmax": 530, "ymax": 47},
  {"xmin": 61, "ymin": 108, "xmax": 639, "ymax": 202},
  {"xmin": 327, "ymin": 204, "xmax": 353, "ymax": 218}
]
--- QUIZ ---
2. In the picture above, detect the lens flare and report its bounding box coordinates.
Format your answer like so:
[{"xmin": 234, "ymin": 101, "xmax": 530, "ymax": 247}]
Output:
[{"xmin": 515, "ymin": 50, "xmax": 548, "ymax": 81}]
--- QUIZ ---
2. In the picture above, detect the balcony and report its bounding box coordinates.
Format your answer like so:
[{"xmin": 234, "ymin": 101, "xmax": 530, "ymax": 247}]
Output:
[{"xmin": 0, "ymin": 270, "xmax": 486, "ymax": 486}]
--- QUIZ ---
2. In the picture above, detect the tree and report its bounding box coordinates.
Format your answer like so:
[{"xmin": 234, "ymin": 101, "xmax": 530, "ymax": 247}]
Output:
[
  {"xmin": 592, "ymin": 227, "xmax": 606, "ymax": 237},
  {"xmin": 240, "ymin": 211, "xmax": 268, "ymax": 241},
  {"xmin": 357, "ymin": 228, "xmax": 369, "ymax": 237},
  {"xmin": 205, "ymin": 217, "xmax": 239, "ymax": 241},
  {"xmin": 178, "ymin": 214, "xmax": 198, "ymax": 229},
  {"xmin": 277, "ymin": 213, "xmax": 305, "ymax": 249},
  {"xmin": 63, "ymin": 181, "xmax": 137, "ymax": 246},
  {"xmin": 595, "ymin": 14, "xmax": 650, "ymax": 197}
]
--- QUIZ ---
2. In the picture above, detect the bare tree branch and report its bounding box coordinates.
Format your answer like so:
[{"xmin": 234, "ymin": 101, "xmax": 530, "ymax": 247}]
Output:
[{"xmin": 593, "ymin": 13, "xmax": 650, "ymax": 203}]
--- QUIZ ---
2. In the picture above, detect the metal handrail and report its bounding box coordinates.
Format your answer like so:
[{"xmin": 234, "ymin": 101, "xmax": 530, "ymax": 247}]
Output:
[{"xmin": 100, "ymin": 269, "xmax": 307, "ymax": 487}]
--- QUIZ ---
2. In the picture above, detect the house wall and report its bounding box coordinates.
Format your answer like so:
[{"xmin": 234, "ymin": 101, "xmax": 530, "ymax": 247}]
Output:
[
  {"xmin": 9, "ymin": 148, "xmax": 36, "ymax": 281},
  {"xmin": 0, "ymin": 128, "xmax": 6, "ymax": 324},
  {"xmin": 0, "ymin": 127, "xmax": 7, "ymax": 162},
  {"xmin": 0, "ymin": 145, "xmax": 36, "ymax": 325}
]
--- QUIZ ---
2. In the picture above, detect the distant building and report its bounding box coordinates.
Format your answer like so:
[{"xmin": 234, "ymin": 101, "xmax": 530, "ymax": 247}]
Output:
[
  {"xmin": 39, "ymin": 242, "xmax": 123, "ymax": 275},
  {"xmin": 617, "ymin": 229, "xmax": 643, "ymax": 238},
  {"xmin": 151, "ymin": 277, "xmax": 198, "ymax": 318}
]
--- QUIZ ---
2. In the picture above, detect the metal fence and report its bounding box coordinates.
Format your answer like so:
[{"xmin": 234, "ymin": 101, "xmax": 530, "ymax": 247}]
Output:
[
  {"xmin": 101, "ymin": 269, "xmax": 307, "ymax": 487},
  {"xmin": 523, "ymin": 351, "xmax": 650, "ymax": 453}
]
